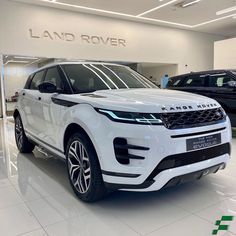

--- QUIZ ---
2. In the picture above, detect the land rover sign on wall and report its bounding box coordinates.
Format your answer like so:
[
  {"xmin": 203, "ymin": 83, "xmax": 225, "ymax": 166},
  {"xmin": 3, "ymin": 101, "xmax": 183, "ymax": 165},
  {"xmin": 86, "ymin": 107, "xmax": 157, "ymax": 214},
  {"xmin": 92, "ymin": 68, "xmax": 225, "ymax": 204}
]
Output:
[{"xmin": 29, "ymin": 29, "xmax": 127, "ymax": 47}]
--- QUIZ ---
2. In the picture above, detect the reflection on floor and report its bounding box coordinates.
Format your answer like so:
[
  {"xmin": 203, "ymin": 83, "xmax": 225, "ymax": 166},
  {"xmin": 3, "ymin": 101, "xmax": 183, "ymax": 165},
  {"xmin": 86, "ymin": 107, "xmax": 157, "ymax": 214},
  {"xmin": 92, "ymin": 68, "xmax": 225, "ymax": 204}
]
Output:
[{"xmin": 0, "ymin": 119, "xmax": 236, "ymax": 236}]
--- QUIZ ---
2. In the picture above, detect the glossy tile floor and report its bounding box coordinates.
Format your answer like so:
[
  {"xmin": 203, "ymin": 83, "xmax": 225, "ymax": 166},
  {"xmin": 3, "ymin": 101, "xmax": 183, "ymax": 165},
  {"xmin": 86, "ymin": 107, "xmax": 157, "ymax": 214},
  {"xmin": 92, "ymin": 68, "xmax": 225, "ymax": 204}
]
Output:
[{"xmin": 0, "ymin": 119, "xmax": 236, "ymax": 236}]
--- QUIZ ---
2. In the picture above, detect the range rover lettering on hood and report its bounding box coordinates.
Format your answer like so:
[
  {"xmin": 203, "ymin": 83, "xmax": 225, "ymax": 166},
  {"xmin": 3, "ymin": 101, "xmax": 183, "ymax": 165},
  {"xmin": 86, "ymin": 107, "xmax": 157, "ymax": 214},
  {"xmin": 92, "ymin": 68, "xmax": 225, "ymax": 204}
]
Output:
[{"xmin": 161, "ymin": 103, "xmax": 218, "ymax": 112}]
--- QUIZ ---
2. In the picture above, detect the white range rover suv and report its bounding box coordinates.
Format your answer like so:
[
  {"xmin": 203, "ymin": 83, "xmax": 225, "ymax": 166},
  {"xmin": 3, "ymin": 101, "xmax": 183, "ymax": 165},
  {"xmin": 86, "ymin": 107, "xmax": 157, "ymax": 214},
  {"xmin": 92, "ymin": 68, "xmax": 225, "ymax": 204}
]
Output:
[{"xmin": 14, "ymin": 62, "xmax": 232, "ymax": 202}]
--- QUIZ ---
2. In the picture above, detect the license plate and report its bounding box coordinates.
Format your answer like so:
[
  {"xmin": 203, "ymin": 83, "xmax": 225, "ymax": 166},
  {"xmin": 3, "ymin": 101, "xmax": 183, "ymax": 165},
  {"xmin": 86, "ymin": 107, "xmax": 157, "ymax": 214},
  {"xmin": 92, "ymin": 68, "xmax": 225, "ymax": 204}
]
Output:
[{"xmin": 186, "ymin": 133, "xmax": 221, "ymax": 151}]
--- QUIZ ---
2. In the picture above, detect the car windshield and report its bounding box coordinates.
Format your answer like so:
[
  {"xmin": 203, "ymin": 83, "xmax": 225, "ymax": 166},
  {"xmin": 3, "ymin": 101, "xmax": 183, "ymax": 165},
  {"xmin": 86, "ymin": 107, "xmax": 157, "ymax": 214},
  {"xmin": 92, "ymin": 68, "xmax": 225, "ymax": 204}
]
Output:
[{"xmin": 62, "ymin": 64, "xmax": 157, "ymax": 93}]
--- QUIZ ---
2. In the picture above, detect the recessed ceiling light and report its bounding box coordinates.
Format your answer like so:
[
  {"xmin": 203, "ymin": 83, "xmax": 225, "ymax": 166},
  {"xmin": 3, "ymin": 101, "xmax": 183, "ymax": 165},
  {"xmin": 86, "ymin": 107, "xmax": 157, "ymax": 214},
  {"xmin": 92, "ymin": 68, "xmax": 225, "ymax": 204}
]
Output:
[
  {"xmin": 194, "ymin": 13, "xmax": 236, "ymax": 27},
  {"xmin": 40, "ymin": 0, "xmax": 190, "ymax": 27},
  {"xmin": 137, "ymin": 0, "xmax": 177, "ymax": 16},
  {"xmin": 182, "ymin": 0, "xmax": 201, "ymax": 8},
  {"xmin": 39, "ymin": 0, "xmax": 236, "ymax": 29},
  {"xmin": 14, "ymin": 56, "xmax": 38, "ymax": 60},
  {"xmin": 216, "ymin": 6, "xmax": 236, "ymax": 16},
  {"xmin": 7, "ymin": 60, "xmax": 30, "ymax": 64}
]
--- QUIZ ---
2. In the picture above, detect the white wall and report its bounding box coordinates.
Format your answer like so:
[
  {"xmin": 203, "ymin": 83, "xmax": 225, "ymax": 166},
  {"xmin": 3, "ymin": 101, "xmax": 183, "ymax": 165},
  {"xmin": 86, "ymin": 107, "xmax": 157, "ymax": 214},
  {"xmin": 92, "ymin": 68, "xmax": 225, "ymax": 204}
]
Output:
[
  {"xmin": 0, "ymin": 56, "xmax": 3, "ymax": 117},
  {"xmin": 4, "ymin": 63, "xmax": 37, "ymax": 100},
  {"xmin": 141, "ymin": 64, "xmax": 178, "ymax": 85},
  {"xmin": 0, "ymin": 0, "xmax": 225, "ymax": 75},
  {"xmin": 214, "ymin": 38, "xmax": 236, "ymax": 69}
]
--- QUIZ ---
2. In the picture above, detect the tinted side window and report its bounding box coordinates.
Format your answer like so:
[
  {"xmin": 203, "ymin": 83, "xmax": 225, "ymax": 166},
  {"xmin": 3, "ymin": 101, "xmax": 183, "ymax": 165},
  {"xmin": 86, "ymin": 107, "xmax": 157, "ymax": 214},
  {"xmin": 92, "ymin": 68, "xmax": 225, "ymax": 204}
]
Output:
[
  {"xmin": 167, "ymin": 77, "xmax": 183, "ymax": 87},
  {"xmin": 183, "ymin": 75, "xmax": 205, "ymax": 87},
  {"xmin": 30, "ymin": 70, "xmax": 45, "ymax": 90},
  {"xmin": 209, "ymin": 73, "xmax": 234, "ymax": 87},
  {"xmin": 44, "ymin": 67, "xmax": 64, "ymax": 91}
]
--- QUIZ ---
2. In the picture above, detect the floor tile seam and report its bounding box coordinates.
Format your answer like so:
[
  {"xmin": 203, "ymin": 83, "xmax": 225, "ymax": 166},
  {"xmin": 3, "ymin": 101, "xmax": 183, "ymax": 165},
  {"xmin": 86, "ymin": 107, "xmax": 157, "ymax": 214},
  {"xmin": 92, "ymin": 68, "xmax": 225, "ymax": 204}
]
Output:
[{"xmin": 142, "ymin": 213, "xmax": 194, "ymax": 236}]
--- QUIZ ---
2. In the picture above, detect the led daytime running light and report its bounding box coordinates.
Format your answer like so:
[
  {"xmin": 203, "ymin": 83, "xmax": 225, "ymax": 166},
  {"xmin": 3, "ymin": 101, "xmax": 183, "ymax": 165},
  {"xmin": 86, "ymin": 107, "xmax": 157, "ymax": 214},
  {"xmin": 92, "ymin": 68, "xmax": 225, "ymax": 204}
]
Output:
[{"xmin": 97, "ymin": 109, "xmax": 163, "ymax": 125}]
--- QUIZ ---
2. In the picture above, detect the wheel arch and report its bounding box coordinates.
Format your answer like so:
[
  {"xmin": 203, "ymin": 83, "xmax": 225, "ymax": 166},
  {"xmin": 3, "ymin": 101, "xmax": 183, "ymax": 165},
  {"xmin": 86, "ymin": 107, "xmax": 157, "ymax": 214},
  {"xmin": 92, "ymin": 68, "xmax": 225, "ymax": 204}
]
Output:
[
  {"xmin": 63, "ymin": 123, "xmax": 96, "ymax": 155},
  {"xmin": 13, "ymin": 109, "xmax": 20, "ymax": 119},
  {"xmin": 218, "ymin": 102, "xmax": 229, "ymax": 112}
]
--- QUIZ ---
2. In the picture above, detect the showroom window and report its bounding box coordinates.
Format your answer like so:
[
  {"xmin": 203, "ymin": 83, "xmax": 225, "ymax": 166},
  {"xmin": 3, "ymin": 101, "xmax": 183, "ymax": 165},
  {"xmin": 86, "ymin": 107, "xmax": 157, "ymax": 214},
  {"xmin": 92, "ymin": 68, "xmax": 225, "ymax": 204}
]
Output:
[
  {"xmin": 30, "ymin": 70, "xmax": 45, "ymax": 90},
  {"xmin": 44, "ymin": 67, "xmax": 64, "ymax": 91},
  {"xmin": 209, "ymin": 73, "xmax": 234, "ymax": 87}
]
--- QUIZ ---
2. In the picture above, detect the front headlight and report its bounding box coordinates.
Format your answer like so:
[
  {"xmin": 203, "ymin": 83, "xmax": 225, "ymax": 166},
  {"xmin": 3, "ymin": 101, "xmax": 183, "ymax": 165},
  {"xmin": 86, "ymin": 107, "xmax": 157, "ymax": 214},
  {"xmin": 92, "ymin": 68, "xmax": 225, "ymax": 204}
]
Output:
[
  {"xmin": 219, "ymin": 107, "xmax": 227, "ymax": 118},
  {"xmin": 95, "ymin": 108, "xmax": 163, "ymax": 125}
]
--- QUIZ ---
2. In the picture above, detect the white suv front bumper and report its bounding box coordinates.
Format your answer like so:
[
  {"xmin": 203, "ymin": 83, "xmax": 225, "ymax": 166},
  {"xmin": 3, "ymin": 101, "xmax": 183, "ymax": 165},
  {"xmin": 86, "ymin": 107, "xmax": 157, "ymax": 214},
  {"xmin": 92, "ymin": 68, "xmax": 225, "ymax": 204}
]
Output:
[{"xmin": 91, "ymin": 115, "xmax": 231, "ymax": 192}]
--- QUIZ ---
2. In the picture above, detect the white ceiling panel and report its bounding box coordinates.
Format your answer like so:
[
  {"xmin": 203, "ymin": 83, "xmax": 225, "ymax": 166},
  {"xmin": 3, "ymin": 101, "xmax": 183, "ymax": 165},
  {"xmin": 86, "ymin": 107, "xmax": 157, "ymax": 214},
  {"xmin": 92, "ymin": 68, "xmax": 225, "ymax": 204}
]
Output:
[
  {"xmin": 145, "ymin": 0, "xmax": 236, "ymax": 25},
  {"xmin": 11, "ymin": 0, "xmax": 236, "ymax": 37},
  {"xmin": 198, "ymin": 17, "xmax": 236, "ymax": 37},
  {"xmin": 43, "ymin": 0, "xmax": 170, "ymax": 15}
]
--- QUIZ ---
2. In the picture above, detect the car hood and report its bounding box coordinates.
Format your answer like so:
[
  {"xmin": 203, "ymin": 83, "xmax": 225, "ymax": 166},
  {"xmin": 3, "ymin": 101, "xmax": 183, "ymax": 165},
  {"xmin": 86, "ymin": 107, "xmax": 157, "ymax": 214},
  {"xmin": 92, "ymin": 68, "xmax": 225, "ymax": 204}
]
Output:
[{"xmin": 60, "ymin": 88, "xmax": 220, "ymax": 113}]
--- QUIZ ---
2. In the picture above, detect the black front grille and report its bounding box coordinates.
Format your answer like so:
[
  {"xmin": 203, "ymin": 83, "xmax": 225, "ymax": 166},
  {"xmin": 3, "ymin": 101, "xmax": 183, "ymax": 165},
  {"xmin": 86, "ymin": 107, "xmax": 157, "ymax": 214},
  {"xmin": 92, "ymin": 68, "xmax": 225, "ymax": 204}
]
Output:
[
  {"xmin": 160, "ymin": 108, "xmax": 226, "ymax": 129},
  {"xmin": 147, "ymin": 143, "xmax": 230, "ymax": 181}
]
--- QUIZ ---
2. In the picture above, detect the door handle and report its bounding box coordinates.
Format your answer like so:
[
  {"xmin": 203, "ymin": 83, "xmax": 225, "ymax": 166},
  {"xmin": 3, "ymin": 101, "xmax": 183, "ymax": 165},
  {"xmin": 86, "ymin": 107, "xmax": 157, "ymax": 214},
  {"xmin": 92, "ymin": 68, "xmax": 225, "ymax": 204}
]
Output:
[{"xmin": 38, "ymin": 97, "xmax": 41, "ymax": 101}]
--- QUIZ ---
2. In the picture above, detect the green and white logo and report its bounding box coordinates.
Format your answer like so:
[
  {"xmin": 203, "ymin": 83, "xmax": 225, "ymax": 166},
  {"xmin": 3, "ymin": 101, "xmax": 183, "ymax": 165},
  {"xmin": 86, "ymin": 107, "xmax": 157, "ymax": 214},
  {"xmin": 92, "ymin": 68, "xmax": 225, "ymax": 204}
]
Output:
[{"xmin": 212, "ymin": 216, "xmax": 234, "ymax": 235}]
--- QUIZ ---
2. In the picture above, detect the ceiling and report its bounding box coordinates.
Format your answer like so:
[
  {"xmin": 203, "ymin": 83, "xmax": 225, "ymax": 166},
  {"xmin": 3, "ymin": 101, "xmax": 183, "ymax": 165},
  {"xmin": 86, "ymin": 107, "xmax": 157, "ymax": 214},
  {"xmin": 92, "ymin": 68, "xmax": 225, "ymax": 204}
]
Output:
[{"xmin": 12, "ymin": 0, "xmax": 236, "ymax": 37}]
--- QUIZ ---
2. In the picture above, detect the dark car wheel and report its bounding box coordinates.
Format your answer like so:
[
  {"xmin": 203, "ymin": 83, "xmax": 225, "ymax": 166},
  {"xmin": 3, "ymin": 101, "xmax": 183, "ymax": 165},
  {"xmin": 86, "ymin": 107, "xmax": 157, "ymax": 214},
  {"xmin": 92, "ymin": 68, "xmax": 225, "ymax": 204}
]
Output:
[
  {"xmin": 15, "ymin": 115, "xmax": 35, "ymax": 153},
  {"xmin": 66, "ymin": 132, "xmax": 106, "ymax": 202}
]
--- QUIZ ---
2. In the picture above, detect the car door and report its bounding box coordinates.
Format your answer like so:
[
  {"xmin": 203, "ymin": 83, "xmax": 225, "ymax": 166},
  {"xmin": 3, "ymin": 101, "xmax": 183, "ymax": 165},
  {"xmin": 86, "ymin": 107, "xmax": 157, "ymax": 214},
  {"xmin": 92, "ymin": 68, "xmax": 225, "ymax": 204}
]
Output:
[
  {"xmin": 38, "ymin": 66, "xmax": 70, "ymax": 150},
  {"xmin": 21, "ymin": 70, "xmax": 46, "ymax": 136},
  {"xmin": 173, "ymin": 74, "xmax": 208, "ymax": 96},
  {"xmin": 207, "ymin": 72, "xmax": 236, "ymax": 111}
]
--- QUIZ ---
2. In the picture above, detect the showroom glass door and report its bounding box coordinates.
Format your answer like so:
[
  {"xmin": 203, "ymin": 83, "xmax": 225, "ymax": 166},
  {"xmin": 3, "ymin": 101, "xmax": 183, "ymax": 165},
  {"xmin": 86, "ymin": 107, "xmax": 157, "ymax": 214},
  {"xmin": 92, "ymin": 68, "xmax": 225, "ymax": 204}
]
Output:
[{"xmin": 2, "ymin": 55, "xmax": 58, "ymax": 117}]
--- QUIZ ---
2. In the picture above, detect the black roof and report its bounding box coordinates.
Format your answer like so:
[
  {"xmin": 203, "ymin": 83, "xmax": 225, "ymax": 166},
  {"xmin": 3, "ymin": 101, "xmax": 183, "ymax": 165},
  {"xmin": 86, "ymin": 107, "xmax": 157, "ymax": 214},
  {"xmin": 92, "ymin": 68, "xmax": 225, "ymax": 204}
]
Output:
[{"xmin": 170, "ymin": 69, "xmax": 236, "ymax": 79}]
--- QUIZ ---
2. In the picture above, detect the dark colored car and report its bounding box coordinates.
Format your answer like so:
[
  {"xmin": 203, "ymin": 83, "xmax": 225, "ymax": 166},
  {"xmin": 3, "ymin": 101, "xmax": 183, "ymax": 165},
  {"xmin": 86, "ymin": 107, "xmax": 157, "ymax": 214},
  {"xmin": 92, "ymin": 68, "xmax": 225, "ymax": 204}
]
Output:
[{"xmin": 167, "ymin": 70, "xmax": 236, "ymax": 126}]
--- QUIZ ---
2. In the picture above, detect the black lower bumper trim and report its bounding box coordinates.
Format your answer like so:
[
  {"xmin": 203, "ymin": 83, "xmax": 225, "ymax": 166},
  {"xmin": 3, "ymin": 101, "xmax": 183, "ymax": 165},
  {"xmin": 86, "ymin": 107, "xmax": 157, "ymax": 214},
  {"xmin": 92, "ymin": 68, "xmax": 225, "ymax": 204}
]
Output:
[
  {"xmin": 105, "ymin": 163, "xmax": 225, "ymax": 191},
  {"xmin": 164, "ymin": 163, "xmax": 225, "ymax": 188},
  {"xmin": 104, "ymin": 180, "xmax": 154, "ymax": 190}
]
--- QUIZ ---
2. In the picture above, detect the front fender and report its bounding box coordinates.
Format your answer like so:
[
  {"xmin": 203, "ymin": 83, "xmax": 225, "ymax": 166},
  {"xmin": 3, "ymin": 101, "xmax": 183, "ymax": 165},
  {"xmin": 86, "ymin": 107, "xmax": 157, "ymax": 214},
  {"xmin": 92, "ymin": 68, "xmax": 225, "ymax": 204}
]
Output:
[{"xmin": 60, "ymin": 103, "xmax": 105, "ymax": 161}]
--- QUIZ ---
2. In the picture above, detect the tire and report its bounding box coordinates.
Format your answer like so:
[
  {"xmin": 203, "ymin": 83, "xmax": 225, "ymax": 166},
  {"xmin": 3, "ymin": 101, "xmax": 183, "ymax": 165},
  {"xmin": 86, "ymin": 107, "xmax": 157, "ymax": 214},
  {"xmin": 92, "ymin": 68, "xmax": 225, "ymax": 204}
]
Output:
[
  {"xmin": 66, "ymin": 132, "xmax": 106, "ymax": 202},
  {"xmin": 15, "ymin": 115, "xmax": 35, "ymax": 153}
]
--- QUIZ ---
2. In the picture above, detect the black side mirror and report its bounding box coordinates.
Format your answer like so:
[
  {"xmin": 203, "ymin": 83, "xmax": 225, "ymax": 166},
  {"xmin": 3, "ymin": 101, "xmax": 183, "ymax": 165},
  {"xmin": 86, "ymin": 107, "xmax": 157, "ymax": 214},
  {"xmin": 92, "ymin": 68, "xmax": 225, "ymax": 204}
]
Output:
[
  {"xmin": 227, "ymin": 81, "xmax": 236, "ymax": 88},
  {"xmin": 38, "ymin": 82, "xmax": 57, "ymax": 93}
]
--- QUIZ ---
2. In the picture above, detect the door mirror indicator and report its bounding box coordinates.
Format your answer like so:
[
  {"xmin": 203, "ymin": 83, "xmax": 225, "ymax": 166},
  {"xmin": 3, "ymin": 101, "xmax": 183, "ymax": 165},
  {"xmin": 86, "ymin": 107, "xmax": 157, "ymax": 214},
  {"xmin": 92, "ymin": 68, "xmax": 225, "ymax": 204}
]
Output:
[{"xmin": 38, "ymin": 82, "xmax": 57, "ymax": 93}]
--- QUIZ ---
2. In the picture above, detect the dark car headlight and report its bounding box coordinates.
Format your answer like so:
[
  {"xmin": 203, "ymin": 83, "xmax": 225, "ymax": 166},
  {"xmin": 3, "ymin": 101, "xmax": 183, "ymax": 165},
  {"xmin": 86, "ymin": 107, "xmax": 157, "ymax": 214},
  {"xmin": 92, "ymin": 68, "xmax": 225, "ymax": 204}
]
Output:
[
  {"xmin": 219, "ymin": 107, "xmax": 227, "ymax": 118},
  {"xmin": 95, "ymin": 108, "xmax": 163, "ymax": 125}
]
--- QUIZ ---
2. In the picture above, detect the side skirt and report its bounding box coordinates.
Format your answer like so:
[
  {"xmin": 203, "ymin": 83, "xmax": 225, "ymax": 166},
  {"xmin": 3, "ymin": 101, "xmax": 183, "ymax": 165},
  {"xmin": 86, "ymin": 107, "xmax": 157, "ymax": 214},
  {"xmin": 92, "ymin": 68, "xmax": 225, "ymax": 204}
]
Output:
[{"xmin": 25, "ymin": 130, "xmax": 65, "ymax": 160}]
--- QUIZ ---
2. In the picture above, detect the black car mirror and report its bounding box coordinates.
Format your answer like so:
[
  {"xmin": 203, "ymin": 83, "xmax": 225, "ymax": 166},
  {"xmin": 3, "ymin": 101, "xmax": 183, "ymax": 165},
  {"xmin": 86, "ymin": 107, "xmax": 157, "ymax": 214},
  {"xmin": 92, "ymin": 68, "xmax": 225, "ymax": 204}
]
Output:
[
  {"xmin": 38, "ymin": 82, "xmax": 57, "ymax": 93},
  {"xmin": 227, "ymin": 81, "xmax": 236, "ymax": 88}
]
